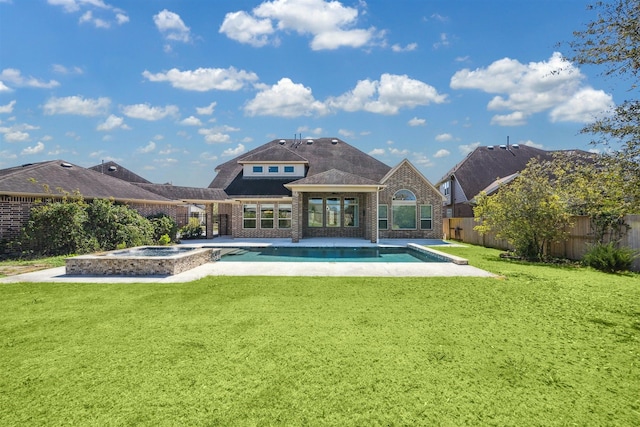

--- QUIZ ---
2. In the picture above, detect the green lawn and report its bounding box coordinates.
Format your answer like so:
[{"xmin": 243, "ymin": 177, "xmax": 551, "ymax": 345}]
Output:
[{"xmin": 1, "ymin": 245, "xmax": 639, "ymax": 426}]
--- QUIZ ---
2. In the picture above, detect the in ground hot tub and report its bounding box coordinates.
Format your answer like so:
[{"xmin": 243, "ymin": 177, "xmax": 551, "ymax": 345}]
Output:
[{"xmin": 66, "ymin": 246, "xmax": 220, "ymax": 276}]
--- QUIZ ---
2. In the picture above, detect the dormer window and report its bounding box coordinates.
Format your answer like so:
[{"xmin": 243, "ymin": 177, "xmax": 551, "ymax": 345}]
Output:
[
  {"xmin": 268, "ymin": 166, "xmax": 279, "ymax": 173},
  {"xmin": 284, "ymin": 166, "xmax": 294, "ymax": 173},
  {"xmin": 253, "ymin": 166, "xmax": 263, "ymax": 173}
]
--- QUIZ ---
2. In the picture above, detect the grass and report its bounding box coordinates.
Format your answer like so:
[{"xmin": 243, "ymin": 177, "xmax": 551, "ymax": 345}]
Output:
[
  {"xmin": 1, "ymin": 245, "xmax": 639, "ymax": 426},
  {"xmin": 0, "ymin": 255, "xmax": 67, "ymax": 278}
]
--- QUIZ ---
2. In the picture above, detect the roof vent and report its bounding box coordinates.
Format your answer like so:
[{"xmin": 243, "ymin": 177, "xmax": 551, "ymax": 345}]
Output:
[
  {"xmin": 331, "ymin": 139, "xmax": 338, "ymax": 145},
  {"xmin": 499, "ymin": 145, "xmax": 507, "ymax": 150},
  {"xmin": 512, "ymin": 144, "xmax": 520, "ymax": 149},
  {"xmin": 61, "ymin": 162, "xmax": 72, "ymax": 168},
  {"xmin": 487, "ymin": 146, "xmax": 494, "ymax": 150},
  {"xmin": 108, "ymin": 166, "xmax": 117, "ymax": 172},
  {"xmin": 306, "ymin": 139, "xmax": 313, "ymax": 144},
  {"xmin": 278, "ymin": 139, "xmax": 286, "ymax": 145},
  {"xmin": 21, "ymin": 163, "xmax": 33, "ymax": 167}
]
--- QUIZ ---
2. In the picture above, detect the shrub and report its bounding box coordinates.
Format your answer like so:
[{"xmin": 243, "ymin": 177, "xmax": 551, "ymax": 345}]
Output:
[
  {"xmin": 179, "ymin": 217, "xmax": 203, "ymax": 240},
  {"xmin": 85, "ymin": 199, "xmax": 154, "ymax": 250},
  {"xmin": 582, "ymin": 242, "xmax": 637, "ymax": 273},
  {"xmin": 147, "ymin": 213, "xmax": 178, "ymax": 243},
  {"xmin": 157, "ymin": 234, "xmax": 171, "ymax": 246}
]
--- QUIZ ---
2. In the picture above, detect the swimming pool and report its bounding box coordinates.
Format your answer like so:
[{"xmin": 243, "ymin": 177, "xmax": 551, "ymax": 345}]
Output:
[{"xmin": 219, "ymin": 246, "xmax": 450, "ymax": 263}]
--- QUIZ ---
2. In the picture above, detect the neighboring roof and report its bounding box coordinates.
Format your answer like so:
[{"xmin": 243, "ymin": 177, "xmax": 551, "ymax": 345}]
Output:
[
  {"xmin": 472, "ymin": 172, "xmax": 520, "ymax": 202},
  {"xmin": 437, "ymin": 145, "xmax": 554, "ymax": 202},
  {"xmin": 134, "ymin": 183, "xmax": 228, "ymax": 202},
  {"xmin": 209, "ymin": 137, "xmax": 392, "ymax": 195},
  {"xmin": 87, "ymin": 161, "xmax": 152, "ymax": 184},
  {"xmin": 0, "ymin": 160, "xmax": 174, "ymax": 203}
]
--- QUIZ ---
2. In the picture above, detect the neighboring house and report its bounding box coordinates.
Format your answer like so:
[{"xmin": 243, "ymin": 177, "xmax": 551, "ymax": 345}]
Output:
[
  {"xmin": 0, "ymin": 160, "xmax": 179, "ymax": 245},
  {"xmin": 209, "ymin": 137, "xmax": 444, "ymax": 243},
  {"xmin": 436, "ymin": 144, "xmax": 556, "ymax": 218}
]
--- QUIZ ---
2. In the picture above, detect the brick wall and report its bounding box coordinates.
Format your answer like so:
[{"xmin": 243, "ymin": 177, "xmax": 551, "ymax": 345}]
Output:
[
  {"xmin": 231, "ymin": 201, "xmax": 292, "ymax": 239},
  {"xmin": 378, "ymin": 162, "xmax": 443, "ymax": 239}
]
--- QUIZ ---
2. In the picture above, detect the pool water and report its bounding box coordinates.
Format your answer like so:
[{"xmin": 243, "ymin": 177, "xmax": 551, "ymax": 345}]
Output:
[{"xmin": 220, "ymin": 246, "xmax": 448, "ymax": 263}]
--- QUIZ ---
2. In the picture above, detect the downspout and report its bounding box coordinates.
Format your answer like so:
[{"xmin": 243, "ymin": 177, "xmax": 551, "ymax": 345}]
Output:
[{"xmin": 375, "ymin": 187, "xmax": 380, "ymax": 244}]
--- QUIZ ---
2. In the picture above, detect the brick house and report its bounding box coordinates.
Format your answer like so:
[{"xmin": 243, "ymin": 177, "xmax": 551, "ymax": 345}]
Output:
[{"xmin": 209, "ymin": 137, "xmax": 444, "ymax": 243}]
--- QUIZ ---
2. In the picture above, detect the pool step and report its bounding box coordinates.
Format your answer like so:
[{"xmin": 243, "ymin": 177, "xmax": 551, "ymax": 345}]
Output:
[{"xmin": 219, "ymin": 248, "xmax": 249, "ymax": 256}]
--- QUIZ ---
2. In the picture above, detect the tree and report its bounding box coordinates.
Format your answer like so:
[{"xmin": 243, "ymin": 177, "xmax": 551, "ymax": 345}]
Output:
[
  {"xmin": 85, "ymin": 199, "xmax": 154, "ymax": 250},
  {"xmin": 565, "ymin": 1, "xmax": 639, "ymax": 185},
  {"xmin": 474, "ymin": 160, "xmax": 573, "ymax": 261}
]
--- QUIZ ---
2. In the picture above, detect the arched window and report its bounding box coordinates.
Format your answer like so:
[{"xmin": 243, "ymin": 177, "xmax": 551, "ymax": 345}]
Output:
[{"xmin": 392, "ymin": 189, "xmax": 416, "ymax": 229}]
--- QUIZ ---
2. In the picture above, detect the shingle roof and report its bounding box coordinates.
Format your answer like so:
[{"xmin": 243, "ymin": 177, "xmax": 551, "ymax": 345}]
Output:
[
  {"xmin": 87, "ymin": 161, "xmax": 152, "ymax": 184},
  {"xmin": 239, "ymin": 144, "xmax": 308, "ymax": 163},
  {"xmin": 134, "ymin": 183, "xmax": 228, "ymax": 202},
  {"xmin": 209, "ymin": 137, "xmax": 391, "ymax": 195},
  {"xmin": 289, "ymin": 169, "xmax": 381, "ymax": 186},
  {"xmin": 437, "ymin": 145, "xmax": 554, "ymax": 201},
  {"xmin": 0, "ymin": 160, "xmax": 173, "ymax": 203}
]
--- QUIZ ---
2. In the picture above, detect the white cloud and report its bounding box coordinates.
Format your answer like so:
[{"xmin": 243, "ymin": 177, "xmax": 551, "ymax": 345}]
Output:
[
  {"xmin": 458, "ymin": 142, "xmax": 481, "ymax": 155},
  {"xmin": 392, "ymin": 42, "xmax": 418, "ymax": 52},
  {"xmin": 408, "ymin": 117, "xmax": 426, "ymax": 126},
  {"xmin": 97, "ymin": 114, "xmax": 129, "ymax": 131},
  {"xmin": 222, "ymin": 143, "xmax": 245, "ymax": 157},
  {"xmin": 219, "ymin": 11, "xmax": 274, "ymax": 47},
  {"xmin": 43, "ymin": 95, "xmax": 111, "ymax": 116},
  {"xmin": 220, "ymin": 0, "xmax": 384, "ymax": 50},
  {"xmin": 0, "ymin": 81, "xmax": 11, "ymax": 92},
  {"xmin": 180, "ymin": 116, "xmax": 203, "ymax": 126},
  {"xmin": 435, "ymin": 133, "xmax": 453, "ymax": 142},
  {"xmin": 199, "ymin": 127, "xmax": 232, "ymax": 144},
  {"xmin": 200, "ymin": 152, "xmax": 219, "ymax": 162},
  {"xmin": 196, "ymin": 102, "xmax": 217, "ymax": 115},
  {"xmin": 22, "ymin": 141, "xmax": 45, "ymax": 155},
  {"xmin": 522, "ymin": 139, "xmax": 544, "ymax": 149},
  {"xmin": 142, "ymin": 67, "xmax": 258, "ymax": 91},
  {"xmin": 389, "ymin": 147, "xmax": 409, "ymax": 156},
  {"xmin": 0, "ymin": 100, "xmax": 16, "ymax": 113},
  {"xmin": 48, "ymin": 0, "xmax": 129, "ymax": 28},
  {"xmin": 136, "ymin": 141, "xmax": 156, "ymax": 154},
  {"xmin": 411, "ymin": 153, "xmax": 434, "ymax": 168},
  {"xmin": 338, "ymin": 129, "xmax": 355, "ymax": 138},
  {"xmin": 4, "ymin": 130, "xmax": 30, "ymax": 143},
  {"xmin": 0, "ymin": 68, "xmax": 59, "ymax": 89},
  {"xmin": 368, "ymin": 148, "xmax": 385, "ymax": 156},
  {"xmin": 549, "ymin": 87, "xmax": 614, "ymax": 123},
  {"xmin": 244, "ymin": 78, "xmax": 328, "ymax": 117},
  {"xmin": 450, "ymin": 52, "xmax": 614, "ymax": 125},
  {"xmin": 433, "ymin": 33, "xmax": 450, "ymax": 49},
  {"xmin": 434, "ymin": 149, "xmax": 450, "ymax": 158},
  {"xmin": 52, "ymin": 64, "xmax": 83, "ymax": 75},
  {"xmin": 121, "ymin": 103, "xmax": 179, "ymax": 121},
  {"xmin": 328, "ymin": 73, "xmax": 447, "ymax": 115},
  {"xmin": 154, "ymin": 9, "xmax": 191, "ymax": 43},
  {"xmin": 490, "ymin": 111, "xmax": 527, "ymax": 126}
]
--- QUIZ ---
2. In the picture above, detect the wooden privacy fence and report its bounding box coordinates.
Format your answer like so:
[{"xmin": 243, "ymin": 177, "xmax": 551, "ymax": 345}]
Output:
[{"xmin": 443, "ymin": 215, "xmax": 640, "ymax": 272}]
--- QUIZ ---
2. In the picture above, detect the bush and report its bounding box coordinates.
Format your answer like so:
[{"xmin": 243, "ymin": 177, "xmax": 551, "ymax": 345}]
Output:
[
  {"xmin": 179, "ymin": 217, "xmax": 203, "ymax": 240},
  {"xmin": 157, "ymin": 234, "xmax": 171, "ymax": 246},
  {"xmin": 85, "ymin": 199, "xmax": 154, "ymax": 250},
  {"xmin": 582, "ymin": 242, "xmax": 637, "ymax": 273},
  {"xmin": 147, "ymin": 213, "xmax": 178, "ymax": 243}
]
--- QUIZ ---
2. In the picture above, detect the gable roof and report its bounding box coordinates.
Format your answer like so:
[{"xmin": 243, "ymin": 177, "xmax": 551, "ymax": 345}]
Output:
[
  {"xmin": 0, "ymin": 160, "xmax": 173, "ymax": 203},
  {"xmin": 287, "ymin": 168, "xmax": 381, "ymax": 186},
  {"xmin": 382, "ymin": 159, "xmax": 446, "ymax": 200},
  {"xmin": 87, "ymin": 161, "xmax": 152, "ymax": 184},
  {"xmin": 209, "ymin": 137, "xmax": 391, "ymax": 195},
  {"xmin": 437, "ymin": 145, "xmax": 554, "ymax": 202}
]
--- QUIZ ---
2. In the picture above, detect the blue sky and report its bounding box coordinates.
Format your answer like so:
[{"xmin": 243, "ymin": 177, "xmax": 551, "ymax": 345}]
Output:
[{"xmin": 0, "ymin": 0, "xmax": 618, "ymax": 187}]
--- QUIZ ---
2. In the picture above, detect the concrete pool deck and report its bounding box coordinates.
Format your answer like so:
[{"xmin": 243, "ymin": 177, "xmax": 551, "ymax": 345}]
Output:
[{"xmin": 0, "ymin": 238, "xmax": 496, "ymax": 283}]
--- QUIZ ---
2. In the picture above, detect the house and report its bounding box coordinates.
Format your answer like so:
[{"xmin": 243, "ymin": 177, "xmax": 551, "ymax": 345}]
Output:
[
  {"xmin": 209, "ymin": 137, "xmax": 444, "ymax": 243},
  {"xmin": 436, "ymin": 144, "xmax": 556, "ymax": 218},
  {"xmin": 0, "ymin": 137, "xmax": 444, "ymax": 247},
  {"xmin": 0, "ymin": 160, "xmax": 179, "ymax": 246}
]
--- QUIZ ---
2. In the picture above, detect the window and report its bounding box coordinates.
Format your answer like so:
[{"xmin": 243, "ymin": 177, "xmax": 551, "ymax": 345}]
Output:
[
  {"xmin": 344, "ymin": 197, "xmax": 358, "ymax": 227},
  {"xmin": 420, "ymin": 205, "xmax": 432, "ymax": 229},
  {"xmin": 308, "ymin": 198, "xmax": 323, "ymax": 227},
  {"xmin": 378, "ymin": 204, "xmax": 388, "ymax": 230},
  {"xmin": 278, "ymin": 204, "xmax": 292, "ymax": 229},
  {"xmin": 392, "ymin": 189, "xmax": 416, "ymax": 229},
  {"xmin": 442, "ymin": 180, "xmax": 450, "ymax": 196},
  {"xmin": 268, "ymin": 166, "xmax": 278, "ymax": 173},
  {"xmin": 260, "ymin": 204, "xmax": 274, "ymax": 228},
  {"xmin": 243, "ymin": 204, "xmax": 257, "ymax": 229},
  {"xmin": 326, "ymin": 197, "xmax": 340, "ymax": 227},
  {"xmin": 284, "ymin": 166, "xmax": 294, "ymax": 173},
  {"xmin": 252, "ymin": 166, "xmax": 263, "ymax": 173}
]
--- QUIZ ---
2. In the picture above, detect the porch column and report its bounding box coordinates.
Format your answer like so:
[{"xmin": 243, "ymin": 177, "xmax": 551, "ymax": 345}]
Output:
[
  {"xmin": 291, "ymin": 190, "xmax": 301, "ymax": 243},
  {"xmin": 205, "ymin": 203, "xmax": 214, "ymax": 239}
]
